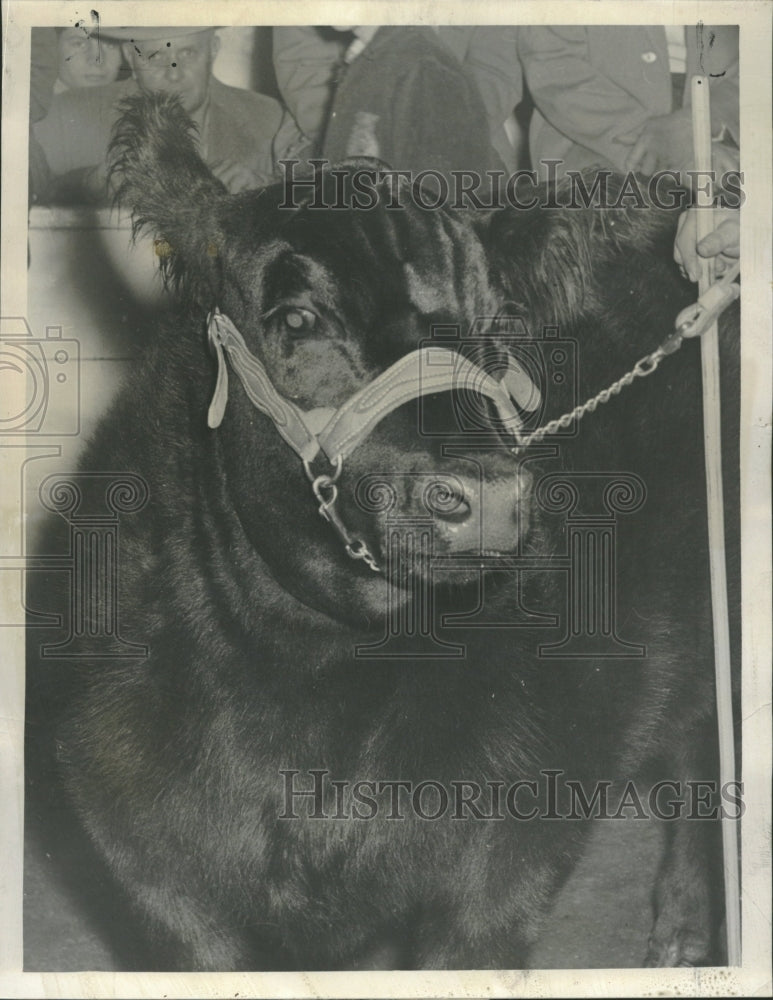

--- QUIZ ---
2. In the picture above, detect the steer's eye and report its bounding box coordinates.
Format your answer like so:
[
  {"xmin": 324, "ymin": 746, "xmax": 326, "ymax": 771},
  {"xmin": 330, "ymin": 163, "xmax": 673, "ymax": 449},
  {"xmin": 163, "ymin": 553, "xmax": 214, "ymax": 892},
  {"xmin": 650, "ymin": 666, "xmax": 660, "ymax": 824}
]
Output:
[{"xmin": 281, "ymin": 307, "xmax": 317, "ymax": 335}]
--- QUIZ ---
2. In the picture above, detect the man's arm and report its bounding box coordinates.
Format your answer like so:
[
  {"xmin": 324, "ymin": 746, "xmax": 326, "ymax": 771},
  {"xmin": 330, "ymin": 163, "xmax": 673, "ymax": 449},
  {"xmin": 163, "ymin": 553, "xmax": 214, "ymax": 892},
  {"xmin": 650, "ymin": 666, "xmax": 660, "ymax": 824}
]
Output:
[{"xmin": 518, "ymin": 27, "xmax": 667, "ymax": 172}]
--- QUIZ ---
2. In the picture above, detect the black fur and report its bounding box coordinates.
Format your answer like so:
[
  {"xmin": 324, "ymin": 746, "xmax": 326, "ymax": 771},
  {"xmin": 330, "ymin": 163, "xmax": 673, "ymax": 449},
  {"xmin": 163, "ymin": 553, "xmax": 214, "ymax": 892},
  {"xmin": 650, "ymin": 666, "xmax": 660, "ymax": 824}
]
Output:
[{"xmin": 26, "ymin": 95, "xmax": 739, "ymax": 971}]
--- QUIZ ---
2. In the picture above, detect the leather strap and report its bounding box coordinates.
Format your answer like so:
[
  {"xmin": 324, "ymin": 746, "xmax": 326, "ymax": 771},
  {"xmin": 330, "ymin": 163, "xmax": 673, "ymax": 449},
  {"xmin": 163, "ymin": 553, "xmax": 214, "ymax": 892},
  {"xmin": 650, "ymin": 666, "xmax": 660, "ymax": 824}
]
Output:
[
  {"xmin": 208, "ymin": 310, "xmax": 325, "ymax": 464},
  {"xmin": 317, "ymin": 347, "xmax": 524, "ymax": 462}
]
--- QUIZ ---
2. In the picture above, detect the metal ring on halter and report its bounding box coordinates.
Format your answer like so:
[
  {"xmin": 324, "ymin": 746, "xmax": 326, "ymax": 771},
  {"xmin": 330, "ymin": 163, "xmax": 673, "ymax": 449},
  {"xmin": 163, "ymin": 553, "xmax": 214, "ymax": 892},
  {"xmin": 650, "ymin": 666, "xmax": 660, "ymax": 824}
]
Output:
[
  {"xmin": 311, "ymin": 476, "xmax": 338, "ymax": 509},
  {"xmin": 304, "ymin": 453, "xmax": 343, "ymax": 485}
]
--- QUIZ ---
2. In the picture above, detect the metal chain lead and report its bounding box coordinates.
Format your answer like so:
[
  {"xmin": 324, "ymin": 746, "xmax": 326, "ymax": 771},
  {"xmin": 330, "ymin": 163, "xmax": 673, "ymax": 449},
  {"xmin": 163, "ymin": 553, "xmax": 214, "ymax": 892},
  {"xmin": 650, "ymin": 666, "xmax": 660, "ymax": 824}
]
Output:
[
  {"xmin": 514, "ymin": 345, "xmax": 669, "ymax": 450},
  {"xmin": 345, "ymin": 539, "xmax": 381, "ymax": 572},
  {"xmin": 516, "ymin": 267, "xmax": 741, "ymax": 451}
]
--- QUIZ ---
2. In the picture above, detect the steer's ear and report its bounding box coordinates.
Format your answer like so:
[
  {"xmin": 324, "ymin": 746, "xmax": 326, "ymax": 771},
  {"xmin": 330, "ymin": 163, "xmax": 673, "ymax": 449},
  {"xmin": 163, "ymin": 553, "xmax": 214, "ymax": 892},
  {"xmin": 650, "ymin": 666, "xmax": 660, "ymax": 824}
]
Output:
[
  {"xmin": 478, "ymin": 177, "xmax": 679, "ymax": 330},
  {"xmin": 108, "ymin": 93, "xmax": 227, "ymax": 304},
  {"xmin": 477, "ymin": 205, "xmax": 598, "ymax": 329}
]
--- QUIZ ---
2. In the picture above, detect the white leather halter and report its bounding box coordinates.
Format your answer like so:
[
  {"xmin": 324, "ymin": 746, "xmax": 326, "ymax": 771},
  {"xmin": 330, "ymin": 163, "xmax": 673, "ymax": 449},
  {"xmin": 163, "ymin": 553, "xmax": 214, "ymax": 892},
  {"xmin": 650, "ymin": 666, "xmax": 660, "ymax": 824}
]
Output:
[{"xmin": 206, "ymin": 308, "xmax": 536, "ymax": 570}]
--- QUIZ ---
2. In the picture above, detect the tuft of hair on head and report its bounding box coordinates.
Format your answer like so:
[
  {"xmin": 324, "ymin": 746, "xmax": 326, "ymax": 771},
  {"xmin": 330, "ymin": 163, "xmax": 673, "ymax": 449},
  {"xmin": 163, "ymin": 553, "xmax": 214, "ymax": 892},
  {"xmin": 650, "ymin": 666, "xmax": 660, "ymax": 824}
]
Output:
[
  {"xmin": 108, "ymin": 93, "xmax": 227, "ymax": 305},
  {"xmin": 483, "ymin": 205, "xmax": 594, "ymax": 329},
  {"xmin": 482, "ymin": 170, "xmax": 681, "ymax": 330}
]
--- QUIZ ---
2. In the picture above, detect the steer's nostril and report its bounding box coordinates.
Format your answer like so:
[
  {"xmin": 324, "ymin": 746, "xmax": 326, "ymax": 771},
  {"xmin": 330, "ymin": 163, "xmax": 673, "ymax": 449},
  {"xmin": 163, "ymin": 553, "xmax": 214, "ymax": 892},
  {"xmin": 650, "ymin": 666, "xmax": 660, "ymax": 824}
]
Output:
[
  {"xmin": 437, "ymin": 497, "xmax": 471, "ymax": 523},
  {"xmin": 424, "ymin": 480, "xmax": 471, "ymax": 523}
]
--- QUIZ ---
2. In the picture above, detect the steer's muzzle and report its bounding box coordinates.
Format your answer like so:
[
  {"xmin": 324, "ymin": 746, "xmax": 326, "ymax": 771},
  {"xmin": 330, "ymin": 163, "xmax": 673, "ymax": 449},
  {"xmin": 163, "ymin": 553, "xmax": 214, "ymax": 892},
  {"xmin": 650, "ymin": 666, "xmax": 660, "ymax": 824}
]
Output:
[
  {"xmin": 427, "ymin": 467, "xmax": 533, "ymax": 556},
  {"xmin": 355, "ymin": 463, "xmax": 533, "ymax": 568}
]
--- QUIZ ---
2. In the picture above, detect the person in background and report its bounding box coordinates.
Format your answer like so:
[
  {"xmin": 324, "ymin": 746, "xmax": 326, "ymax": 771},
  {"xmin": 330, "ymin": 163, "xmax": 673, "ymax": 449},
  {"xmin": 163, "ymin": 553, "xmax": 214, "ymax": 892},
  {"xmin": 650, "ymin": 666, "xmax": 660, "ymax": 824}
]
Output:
[
  {"xmin": 518, "ymin": 25, "xmax": 739, "ymax": 179},
  {"xmin": 34, "ymin": 26, "xmax": 286, "ymax": 202},
  {"xmin": 318, "ymin": 25, "xmax": 505, "ymax": 189},
  {"xmin": 271, "ymin": 26, "xmax": 347, "ymax": 161},
  {"xmin": 29, "ymin": 28, "xmax": 60, "ymax": 203},
  {"xmin": 29, "ymin": 24, "xmax": 128, "ymax": 203},
  {"xmin": 272, "ymin": 25, "xmax": 522, "ymax": 171},
  {"xmin": 436, "ymin": 26, "xmax": 522, "ymax": 172},
  {"xmin": 55, "ymin": 26, "xmax": 124, "ymax": 91}
]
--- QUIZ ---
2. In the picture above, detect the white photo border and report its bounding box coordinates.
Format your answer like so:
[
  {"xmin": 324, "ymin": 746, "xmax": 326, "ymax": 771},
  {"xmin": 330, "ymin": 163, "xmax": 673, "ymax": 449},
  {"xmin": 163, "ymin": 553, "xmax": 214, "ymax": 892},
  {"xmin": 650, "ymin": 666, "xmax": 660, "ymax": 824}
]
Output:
[{"xmin": 1, "ymin": 1, "xmax": 770, "ymax": 997}]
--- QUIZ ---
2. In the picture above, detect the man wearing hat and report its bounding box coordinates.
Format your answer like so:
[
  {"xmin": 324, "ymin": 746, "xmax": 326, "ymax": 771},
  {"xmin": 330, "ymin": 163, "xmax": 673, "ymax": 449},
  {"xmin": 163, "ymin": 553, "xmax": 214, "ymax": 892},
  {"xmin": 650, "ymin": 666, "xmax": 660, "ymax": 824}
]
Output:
[{"xmin": 34, "ymin": 27, "xmax": 287, "ymax": 200}]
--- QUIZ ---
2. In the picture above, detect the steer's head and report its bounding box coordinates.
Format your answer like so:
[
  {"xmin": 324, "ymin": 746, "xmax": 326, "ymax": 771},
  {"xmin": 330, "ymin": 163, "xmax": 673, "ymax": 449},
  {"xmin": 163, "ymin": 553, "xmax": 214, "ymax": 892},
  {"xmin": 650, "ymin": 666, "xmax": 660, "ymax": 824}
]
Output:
[{"xmin": 111, "ymin": 95, "xmax": 542, "ymax": 624}]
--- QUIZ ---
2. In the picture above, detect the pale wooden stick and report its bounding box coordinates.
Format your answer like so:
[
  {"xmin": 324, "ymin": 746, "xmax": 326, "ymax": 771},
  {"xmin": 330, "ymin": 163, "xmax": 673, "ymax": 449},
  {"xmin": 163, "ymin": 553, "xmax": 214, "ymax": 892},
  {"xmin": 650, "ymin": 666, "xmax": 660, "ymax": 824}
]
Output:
[{"xmin": 691, "ymin": 73, "xmax": 741, "ymax": 966}]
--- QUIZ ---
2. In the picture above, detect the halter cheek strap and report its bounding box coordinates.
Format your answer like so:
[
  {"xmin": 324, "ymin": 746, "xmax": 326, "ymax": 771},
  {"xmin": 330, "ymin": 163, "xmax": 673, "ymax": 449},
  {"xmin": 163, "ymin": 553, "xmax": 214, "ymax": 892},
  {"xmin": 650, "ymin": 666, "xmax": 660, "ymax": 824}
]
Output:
[{"xmin": 208, "ymin": 310, "xmax": 326, "ymax": 464}]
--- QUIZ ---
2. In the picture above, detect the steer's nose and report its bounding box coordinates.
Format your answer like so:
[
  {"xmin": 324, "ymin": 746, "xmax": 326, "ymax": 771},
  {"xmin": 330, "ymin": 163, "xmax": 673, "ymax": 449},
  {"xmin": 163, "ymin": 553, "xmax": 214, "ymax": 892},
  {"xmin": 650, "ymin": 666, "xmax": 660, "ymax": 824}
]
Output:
[{"xmin": 428, "ymin": 468, "xmax": 532, "ymax": 553}]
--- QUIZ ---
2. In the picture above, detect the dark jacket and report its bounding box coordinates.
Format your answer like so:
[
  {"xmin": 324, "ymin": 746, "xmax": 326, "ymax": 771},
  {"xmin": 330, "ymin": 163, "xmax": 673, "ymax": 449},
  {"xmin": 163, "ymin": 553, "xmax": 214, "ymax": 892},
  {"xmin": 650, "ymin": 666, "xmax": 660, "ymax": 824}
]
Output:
[{"xmin": 322, "ymin": 27, "xmax": 503, "ymax": 184}]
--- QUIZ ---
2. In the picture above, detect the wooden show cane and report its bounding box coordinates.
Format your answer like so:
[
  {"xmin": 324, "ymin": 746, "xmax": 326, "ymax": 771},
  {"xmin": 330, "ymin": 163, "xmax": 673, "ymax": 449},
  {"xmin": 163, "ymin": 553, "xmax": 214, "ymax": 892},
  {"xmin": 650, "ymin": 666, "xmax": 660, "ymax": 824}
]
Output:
[{"xmin": 690, "ymin": 74, "xmax": 742, "ymax": 966}]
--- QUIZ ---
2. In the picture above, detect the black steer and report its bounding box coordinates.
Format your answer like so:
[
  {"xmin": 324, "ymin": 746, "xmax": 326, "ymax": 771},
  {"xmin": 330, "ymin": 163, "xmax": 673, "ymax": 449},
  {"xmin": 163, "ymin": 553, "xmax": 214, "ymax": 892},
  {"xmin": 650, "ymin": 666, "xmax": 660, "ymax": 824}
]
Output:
[{"xmin": 26, "ymin": 94, "xmax": 740, "ymax": 971}]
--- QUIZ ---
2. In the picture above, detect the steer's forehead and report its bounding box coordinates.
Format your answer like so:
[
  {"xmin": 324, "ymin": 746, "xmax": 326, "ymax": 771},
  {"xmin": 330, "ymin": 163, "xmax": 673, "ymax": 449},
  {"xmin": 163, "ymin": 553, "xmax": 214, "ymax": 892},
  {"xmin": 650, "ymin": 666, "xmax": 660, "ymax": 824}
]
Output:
[
  {"xmin": 234, "ymin": 192, "xmax": 497, "ymax": 338},
  {"xmin": 259, "ymin": 243, "xmax": 345, "ymax": 314}
]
